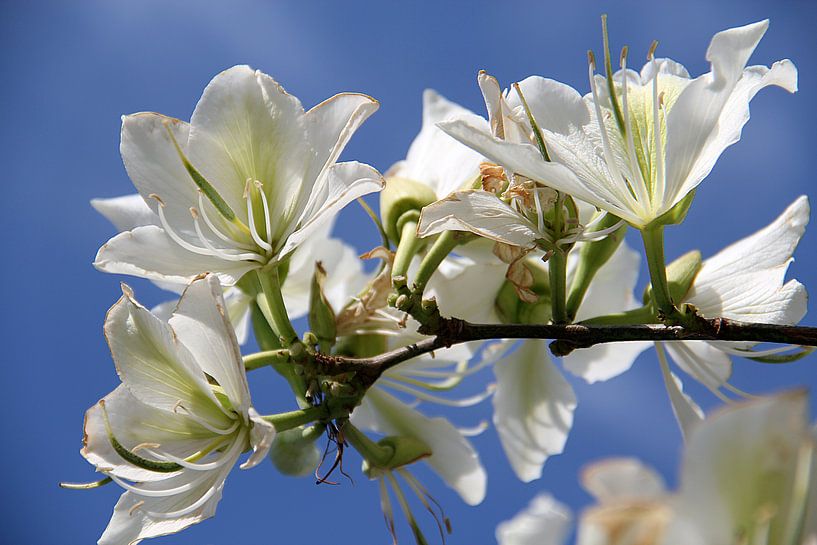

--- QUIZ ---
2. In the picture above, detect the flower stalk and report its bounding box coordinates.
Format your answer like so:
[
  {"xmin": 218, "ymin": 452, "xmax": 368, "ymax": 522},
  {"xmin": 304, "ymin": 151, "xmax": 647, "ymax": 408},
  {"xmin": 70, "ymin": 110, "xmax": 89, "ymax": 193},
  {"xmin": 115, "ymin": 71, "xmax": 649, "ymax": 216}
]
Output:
[{"xmin": 641, "ymin": 225, "xmax": 679, "ymax": 320}]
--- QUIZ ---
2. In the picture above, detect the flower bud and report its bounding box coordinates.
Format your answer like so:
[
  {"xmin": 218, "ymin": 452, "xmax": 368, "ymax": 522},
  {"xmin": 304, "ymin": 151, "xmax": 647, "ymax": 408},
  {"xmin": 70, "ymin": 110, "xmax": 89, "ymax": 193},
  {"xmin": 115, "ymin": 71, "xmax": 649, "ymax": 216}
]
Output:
[
  {"xmin": 361, "ymin": 435, "xmax": 432, "ymax": 477},
  {"xmin": 380, "ymin": 177, "xmax": 438, "ymax": 244},
  {"xmin": 643, "ymin": 250, "xmax": 702, "ymax": 305},
  {"xmin": 268, "ymin": 427, "xmax": 322, "ymax": 477},
  {"xmin": 495, "ymin": 261, "xmax": 553, "ymax": 324},
  {"xmin": 308, "ymin": 263, "xmax": 337, "ymax": 351}
]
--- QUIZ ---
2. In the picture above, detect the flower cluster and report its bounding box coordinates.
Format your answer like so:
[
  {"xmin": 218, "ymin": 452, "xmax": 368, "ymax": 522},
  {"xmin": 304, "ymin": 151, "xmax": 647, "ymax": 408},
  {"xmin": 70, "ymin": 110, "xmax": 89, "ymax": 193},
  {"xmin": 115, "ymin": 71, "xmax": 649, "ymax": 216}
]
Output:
[{"xmin": 64, "ymin": 18, "xmax": 815, "ymax": 545}]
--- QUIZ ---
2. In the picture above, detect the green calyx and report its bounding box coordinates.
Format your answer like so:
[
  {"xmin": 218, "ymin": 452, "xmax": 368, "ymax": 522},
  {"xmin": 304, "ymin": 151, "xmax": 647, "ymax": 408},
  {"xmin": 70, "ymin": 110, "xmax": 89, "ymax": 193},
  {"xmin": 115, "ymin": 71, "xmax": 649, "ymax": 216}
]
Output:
[
  {"xmin": 308, "ymin": 262, "xmax": 337, "ymax": 353},
  {"xmin": 495, "ymin": 260, "xmax": 553, "ymax": 324},
  {"xmin": 647, "ymin": 189, "xmax": 697, "ymax": 229},
  {"xmin": 362, "ymin": 435, "xmax": 433, "ymax": 477},
  {"xmin": 643, "ymin": 249, "xmax": 702, "ymax": 306},
  {"xmin": 380, "ymin": 177, "xmax": 438, "ymax": 244}
]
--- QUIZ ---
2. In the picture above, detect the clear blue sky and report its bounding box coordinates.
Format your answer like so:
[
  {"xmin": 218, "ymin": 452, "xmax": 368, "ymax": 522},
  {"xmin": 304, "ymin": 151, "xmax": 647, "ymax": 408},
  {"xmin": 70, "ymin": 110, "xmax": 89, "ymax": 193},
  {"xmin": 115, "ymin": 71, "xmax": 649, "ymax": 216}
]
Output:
[{"xmin": 2, "ymin": 1, "xmax": 816, "ymax": 544}]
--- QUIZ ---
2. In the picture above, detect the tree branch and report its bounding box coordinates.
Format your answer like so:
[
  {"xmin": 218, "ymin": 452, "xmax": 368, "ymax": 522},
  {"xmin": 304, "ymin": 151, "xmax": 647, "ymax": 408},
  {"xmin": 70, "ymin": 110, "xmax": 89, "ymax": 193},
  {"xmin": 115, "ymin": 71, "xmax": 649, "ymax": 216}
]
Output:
[{"xmin": 316, "ymin": 316, "xmax": 817, "ymax": 386}]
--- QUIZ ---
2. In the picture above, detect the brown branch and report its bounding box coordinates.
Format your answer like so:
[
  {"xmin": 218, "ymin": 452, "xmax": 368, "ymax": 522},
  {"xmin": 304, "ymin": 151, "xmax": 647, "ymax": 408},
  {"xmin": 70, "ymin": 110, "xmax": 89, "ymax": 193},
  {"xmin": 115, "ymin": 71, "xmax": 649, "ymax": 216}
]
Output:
[{"xmin": 318, "ymin": 316, "xmax": 817, "ymax": 386}]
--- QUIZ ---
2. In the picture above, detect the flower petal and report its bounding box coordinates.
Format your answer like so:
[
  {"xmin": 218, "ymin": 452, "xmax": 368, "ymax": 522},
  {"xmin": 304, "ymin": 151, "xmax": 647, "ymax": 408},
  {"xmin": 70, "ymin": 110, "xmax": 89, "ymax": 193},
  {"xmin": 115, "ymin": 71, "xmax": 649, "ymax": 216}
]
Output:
[
  {"xmin": 418, "ymin": 189, "xmax": 540, "ymax": 247},
  {"xmin": 665, "ymin": 341, "xmax": 733, "ymax": 391},
  {"xmin": 91, "ymin": 194, "xmax": 159, "ymax": 231},
  {"xmin": 187, "ymin": 65, "xmax": 310, "ymax": 229},
  {"xmin": 95, "ymin": 226, "xmax": 257, "ymax": 286},
  {"xmin": 493, "ymin": 340, "xmax": 577, "ymax": 482},
  {"xmin": 305, "ymin": 92, "xmax": 379, "ymax": 185},
  {"xmin": 496, "ymin": 493, "xmax": 572, "ymax": 545},
  {"xmin": 168, "ymin": 275, "xmax": 251, "ymax": 417},
  {"xmin": 656, "ymin": 342, "xmax": 704, "ymax": 440},
  {"xmin": 279, "ymin": 161, "xmax": 383, "ymax": 257},
  {"xmin": 352, "ymin": 388, "xmax": 486, "ymax": 505},
  {"xmin": 390, "ymin": 89, "xmax": 485, "ymax": 198},
  {"xmin": 104, "ymin": 283, "xmax": 231, "ymax": 425},
  {"xmin": 664, "ymin": 20, "xmax": 776, "ymax": 205},
  {"xmin": 581, "ymin": 458, "xmax": 666, "ymax": 503},
  {"xmin": 82, "ymin": 386, "xmax": 213, "ymax": 482},
  {"xmin": 685, "ymin": 196, "xmax": 809, "ymax": 324},
  {"xmin": 509, "ymin": 76, "xmax": 589, "ymax": 136},
  {"xmin": 428, "ymin": 254, "xmax": 507, "ymax": 323},
  {"xmin": 240, "ymin": 408, "xmax": 276, "ymax": 469},
  {"xmin": 120, "ymin": 113, "xmax": 197, "ymax": 230},
  {"xmin": 674, "ymin": 391, "xmax": 809, "ymax": 545}
]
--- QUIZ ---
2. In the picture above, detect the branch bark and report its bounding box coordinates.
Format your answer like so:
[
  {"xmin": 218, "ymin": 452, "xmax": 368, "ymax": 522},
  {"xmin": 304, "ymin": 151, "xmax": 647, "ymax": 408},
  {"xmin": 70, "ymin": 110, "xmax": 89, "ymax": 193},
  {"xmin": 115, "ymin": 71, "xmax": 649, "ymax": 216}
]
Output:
[{"xmin": 317, "ymin": 316, "xmax": 817, "ymax": 386}]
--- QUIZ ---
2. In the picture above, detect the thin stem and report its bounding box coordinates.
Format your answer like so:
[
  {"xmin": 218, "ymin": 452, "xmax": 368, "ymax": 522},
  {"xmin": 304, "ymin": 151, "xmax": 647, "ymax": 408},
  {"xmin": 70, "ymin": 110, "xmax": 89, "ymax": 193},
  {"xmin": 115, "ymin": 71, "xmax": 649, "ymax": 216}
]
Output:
[
  {"xmin": 357, "ymin": 197, "xmax": 391, "ymax": 250},
  {"xmin": 392, "ymin": 220, "xmax": 423, "ymax": 281},
  {"xmin": 549, "ymin": 249, "xmax": 568, "ymax": 324},
  {"xmin": 641, "ymin": 225, "xmax": 678, "ymax": 319},
  {"xmin": 412, "ymin": 231, "xmax": 458, "ymax": 293},
  {"xmin": 243, "ymin": 349, "xmax": 291, "ymax": 371},
  {"xmin": 256, "ymin": 266, "xmax": 299, "ymax": 346},
  {"xmin": 261, "ymin": 406, "xmax": 328, "ymax": 432}
]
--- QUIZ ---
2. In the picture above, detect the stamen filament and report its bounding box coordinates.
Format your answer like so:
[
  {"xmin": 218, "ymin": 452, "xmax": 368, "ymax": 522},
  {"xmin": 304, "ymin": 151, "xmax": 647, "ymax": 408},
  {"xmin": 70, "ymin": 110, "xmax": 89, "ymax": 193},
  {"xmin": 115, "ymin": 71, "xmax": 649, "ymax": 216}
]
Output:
[
  {"xmin": 245, "ymin": 180, "xmax": 273, "ymax": 253},
  {"xmin": 191, "ymin": 209, "xmax": 263, "ymax": 263},
  {"xmin": 173, "ymin": 402, "xmax": 240, "ymax": 435},
  {"xmin": 651, "ymin": 52, "xmax": 666, "ymax": 209},
  {"xmin": 379, "ymin": 378, "xmax": 495, "ymax": 407}
]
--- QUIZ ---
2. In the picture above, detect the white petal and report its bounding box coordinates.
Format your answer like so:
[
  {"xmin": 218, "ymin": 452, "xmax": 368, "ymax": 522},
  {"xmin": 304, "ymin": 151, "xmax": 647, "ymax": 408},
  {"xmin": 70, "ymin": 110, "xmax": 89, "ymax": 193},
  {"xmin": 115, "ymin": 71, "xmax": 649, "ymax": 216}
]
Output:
[
  {"xmin": 98, "ymin": 464, "xmax": 231, "ymax": 545},
  {"xmin": 82, "ymin": 386, "xmax": 213, "ymax": 483},
  {"xmin": 562, "ymin": 341, "xmax": 650, "ymax": 384},
  {"xmin": 572, "ymin": 241, "xmax": 641, "ymax": 322},
  {"xmin": 120, "ymin": 113, "xmax": 197, "ymax": 229},
  {"xmin": 685, "ymin": 196, "xmax": 809, "ymax": 324},
  {"xmin": 168, "ymin": 275, "xmax": 251, "ymax": 417},
  {"xmin": 664, "ymin": 20, "xmax": 774, "ymax": 205},
  {"xmin": 493, "ymin": 340, "xmax": 577, "ymax": 482},
  {"xmin": 104, "ymin": 283, "xmax": 231, "ymax": 425},
  {"xmin": 240, "ymin": 408, "xmax": 276, "ymax": 469},
  {"xmin": 187, "ymin": 66, "xmax": 310, "ymax": 229},
  {"xmin": 496, "ymin": 493, "xmax": 572, "ymax": 545},
  {"xmin": 391, "ymin": 89, "xmax": 486, "ymax": 198},
  {"xmin": 95, "ymin": 225, "xmax": 256, "ymax": 286},
  {"xmin": 279, "ymin": 161, "xmax": 383, "ymax": 257},
  {"xmin": 675, "ymin": 391, "xmax": 809, "ymax": 544},
  {"xmin": 428, "ymin": 254, "xmax": 507, "ymax": 323},
  {"xmin": 351, "ymin": 388, "xmax": 486, "ymax": 505},
  {"xmin": 417, "ymin": 189, "xmax": 539, "ymax": 247},
  {"xmin": 581, "ymin": 458, "xmax": 666, "ymax": 503},
  {"xmin": 304, "ymin": 92, "xmax": 379, "ymax": 185},
  {"xmin": 92, "ymin": 194, "xmax": 159, "ymax": 231},
  {"xmin": 437, "ymin": 118, "xmax": 636, "ymax": 223},
  {"xmin": 508, "ymin": 76, "xmax": 589, "ymax": 136}
]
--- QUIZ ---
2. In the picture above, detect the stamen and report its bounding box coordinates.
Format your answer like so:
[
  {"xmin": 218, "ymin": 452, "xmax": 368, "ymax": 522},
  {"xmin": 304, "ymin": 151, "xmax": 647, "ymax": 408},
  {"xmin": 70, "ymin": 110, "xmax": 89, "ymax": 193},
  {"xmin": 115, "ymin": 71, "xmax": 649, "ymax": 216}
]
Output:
[
  {"xmin": 254, "ymin": 180, "xmax": 274, "ymax": 248},
  {"xmin": 190, "ymin": 208, "xmax": 264, "ymax": 263},
  {"xmin": 152, "ymin": 195, "xmax": 217, "ymax": 257},
  {"xmin": 379, "ymin": 378, "xmax": 495, "ymax": 407},
  {"xmin": 399, "ymin": 469, "xmax": 450, "ymax": 543},
  {"xmin": 244, "ymin": 180, "xmax": 273, "ymax": 253},
  {"xmin": 59, "ymin": 476, "xmax": 113, "ymax": 490},
  {"xmin": 142, "ymin": 438, "xmax": 238, "ymax": 471},
  {"xmin": 651, "ymin": 49, "xmax": 666, "ymax": 209},
  {"xmin": 457, "ymin": 420, "xmax": 489, "ymax": 437},
  {"xmin": 533, "ymin": 189, "xmax": 546, "ymax": 234},
  {"xmin": 512, "ymin": 82, "xmax": 551, "ymax": 161},
  {"xmin": 197, "ymin": 192, "xmax": 247, "ymax": 247},
  {"xmin": 108, "ymin": 471, "xmax": 211, "ymax": 498},
  {"xmin": 128, "ymin": 500, "xmax": 145, "ymax": 516},
  {"xmin": 173, "ymin": 401, "xmax": 241, "ymax": 435},
  {"xmin": 379, "ymin": 476, "xmax": 398, "ymax": 544},
  {"xmin": 588, "ymin": 55, "xmax": 638, "ymax": 209},
  {"xmin": 619, "ymin": 45, "xmax": 652, "ymax": 208},
  {"xmin": 387, "ymin": 472, "xmax": 429, "ymax": 545},
  {"xmin": 600, "ymin": 14, "xmax": 627, "ymax": 134},
  {"xmin": 672, "ymin": 344, "xmax": 733, "ymax": 403}
]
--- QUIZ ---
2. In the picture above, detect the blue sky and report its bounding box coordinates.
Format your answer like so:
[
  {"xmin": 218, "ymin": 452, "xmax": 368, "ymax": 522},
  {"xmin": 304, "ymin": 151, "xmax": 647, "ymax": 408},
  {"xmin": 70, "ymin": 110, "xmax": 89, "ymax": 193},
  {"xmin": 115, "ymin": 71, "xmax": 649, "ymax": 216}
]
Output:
[{"xmin": 2, "ymin": 1, "xmax": 817, "ymax": 543}]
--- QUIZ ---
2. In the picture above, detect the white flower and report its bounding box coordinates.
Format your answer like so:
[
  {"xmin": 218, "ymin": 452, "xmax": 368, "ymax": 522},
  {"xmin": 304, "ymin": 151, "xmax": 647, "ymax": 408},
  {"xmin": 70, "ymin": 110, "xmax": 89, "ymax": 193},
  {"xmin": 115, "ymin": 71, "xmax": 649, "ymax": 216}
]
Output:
[
  {"xmin": 497, "ymin": 393, "xmax": 817, "ymax": 545},
  {"xmin": 655, "ymin": 196, "xmax": 809, "ymax": 436},
  {"xmin": 437, "ymin": 21, "xmax": 797, "ymax": 229},
  {"xmin": 92, "ymin": 193, "xmax": 363, "ymax": 343},
  {"xmin": 81, "ymin": 274, "xmax": 275, "ymax": 544},
  {"xmin": 386, "ymin": 89, "xmax": 486, "ymax": 199},
  {"xmin": 418, "ymin": 73, "xmax": 623, "ymax": 252},
  {"xmin": 94, "ymin": 65, "xmax": 383, "ymax": 286}
]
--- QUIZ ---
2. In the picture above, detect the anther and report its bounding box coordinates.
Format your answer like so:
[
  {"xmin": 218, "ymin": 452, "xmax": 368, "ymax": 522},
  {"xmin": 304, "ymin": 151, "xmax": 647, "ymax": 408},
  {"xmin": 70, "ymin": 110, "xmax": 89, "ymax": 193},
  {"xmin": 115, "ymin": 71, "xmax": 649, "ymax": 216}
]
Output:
[{"xmin": 647, "ymin": 40, "xmax": 659, "ymax": 61}]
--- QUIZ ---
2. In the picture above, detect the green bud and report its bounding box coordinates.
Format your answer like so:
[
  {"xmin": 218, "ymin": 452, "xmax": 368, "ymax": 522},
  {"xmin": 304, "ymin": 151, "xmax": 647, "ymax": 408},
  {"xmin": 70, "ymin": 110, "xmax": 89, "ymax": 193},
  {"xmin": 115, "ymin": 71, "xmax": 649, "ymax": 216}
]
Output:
[
  {"xmin": 334, "ymin": 334, "xmax": 388, "ymax": 358},
  {"xmin": 494, "ymin": 260, "xmax": 552, "ymax": 324},
  {"xmin": 380, "ymin": 177, "xmax": 438, "ymax": 244},
  {"xmin": 361, "ymin": 435, "xmax": 432, "ymax": 478},
  {"xmin": 308, "ymin": 263, "xmax": 337, "ymax": 352},
  {"xmin": 268, "ymin": 427, "xmax": 322, "ymax": 477},
  {"xmin": 643, "ymin": 250, "xmax": 702, "ymax": 305},
  {"xmin": 647, "ymin": 189, "xmax": 697, "ymax": 228}
]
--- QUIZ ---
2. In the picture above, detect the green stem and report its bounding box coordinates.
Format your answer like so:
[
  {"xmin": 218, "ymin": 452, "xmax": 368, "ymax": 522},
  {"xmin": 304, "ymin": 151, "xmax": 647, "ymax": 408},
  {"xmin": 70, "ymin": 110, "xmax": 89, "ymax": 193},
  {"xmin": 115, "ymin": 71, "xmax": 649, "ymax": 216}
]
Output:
[
  {"xmin": 549, "ymin": 249, "xmax": 568, "ymax": 324},
  {"xmin": 641, "ymin": 226, "xmax": 678, "ymax": 319},
  {"xmin": 412, "ymin": 231, "xmax": 458, "ymax": 293},
  {"xmin": 342, "ymin": 422, "xmax": 393, "ymax": 467},
  {"xmin": 243, "ymin": 349, "xmax": 291, "ymax": 371},
  {"xmin": 392, "ymin": 220, "xmax": 423, "ymax": 280},
  {"xmin": 579, "ymin": 305, "xmax": 658, "ymax": 325},
  {"xmin": 261, "ymin": 406, "xmax": 327, "ymax": 432},
  {"xmin": 256, "ymin": 266, "xmax": 299, "ymax": 346}
]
